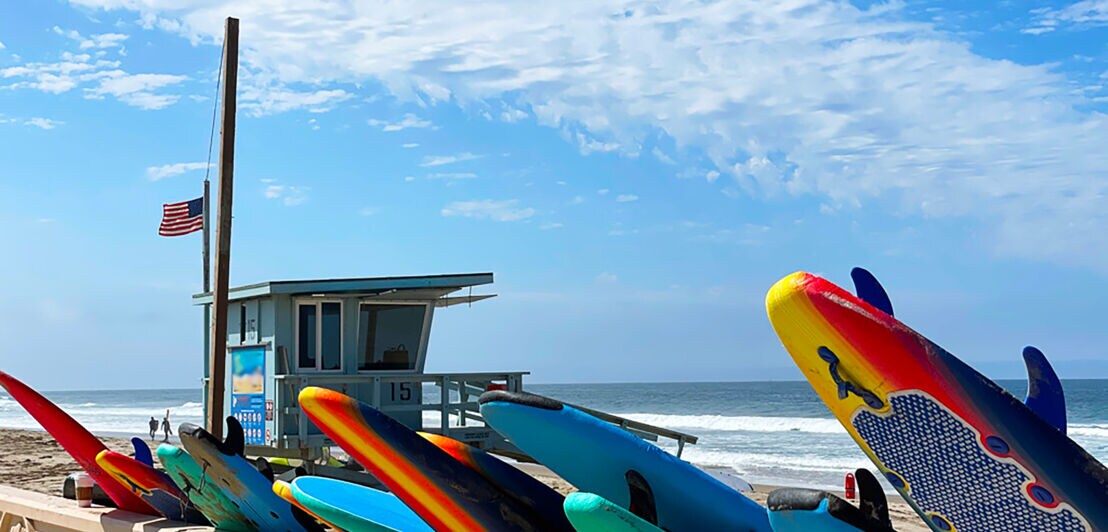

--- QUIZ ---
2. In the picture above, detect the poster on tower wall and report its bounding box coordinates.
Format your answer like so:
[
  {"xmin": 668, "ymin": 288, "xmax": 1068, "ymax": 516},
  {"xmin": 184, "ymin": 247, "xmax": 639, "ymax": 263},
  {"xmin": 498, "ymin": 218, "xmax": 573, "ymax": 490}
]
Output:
[{"xmin": 230, "ymin": 345, "xmax": 266, "ymax": 445}]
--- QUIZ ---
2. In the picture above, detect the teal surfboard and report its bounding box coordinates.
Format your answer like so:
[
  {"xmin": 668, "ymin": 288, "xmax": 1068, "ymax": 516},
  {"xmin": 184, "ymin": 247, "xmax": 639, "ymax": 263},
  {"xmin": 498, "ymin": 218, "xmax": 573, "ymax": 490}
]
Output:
[
  {"xmin": 156, "ymin": 444, "xmax": 255, "ymax": 531},
  {"xmin": 564, "ymin": 492, "xmax": 664, "ymax": 532},
  {"xmin": 289, "ymin": 476, "xmax": 432, "ymax": 532},
  {"xmin": 179, "ymin": 420, "xmax": 321, "ymax": 532},
  {"xmin": 480, "ymin": 390, "xmax": 771, "ymax": 532}
]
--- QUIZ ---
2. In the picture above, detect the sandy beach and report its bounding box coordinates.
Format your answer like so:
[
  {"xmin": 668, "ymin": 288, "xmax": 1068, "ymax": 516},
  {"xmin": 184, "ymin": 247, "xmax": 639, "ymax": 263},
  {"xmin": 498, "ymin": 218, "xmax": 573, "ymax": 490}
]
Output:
[{"xmin": 0, "ymin": 427, "xmax": 929, "ymax": 530}]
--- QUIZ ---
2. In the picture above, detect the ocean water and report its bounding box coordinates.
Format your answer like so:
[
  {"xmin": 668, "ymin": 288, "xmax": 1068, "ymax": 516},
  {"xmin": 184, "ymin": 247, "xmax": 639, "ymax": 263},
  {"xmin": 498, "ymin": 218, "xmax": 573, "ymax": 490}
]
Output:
[{"xmin": 1, "ymin": 380, "xmax": 1105, "ymax": 490}]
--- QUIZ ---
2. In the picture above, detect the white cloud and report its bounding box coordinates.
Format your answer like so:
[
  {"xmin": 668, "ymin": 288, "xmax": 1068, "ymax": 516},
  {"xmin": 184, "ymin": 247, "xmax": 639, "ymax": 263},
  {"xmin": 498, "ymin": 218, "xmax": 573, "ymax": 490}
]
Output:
[
  {"xmin": 62, "ymin": 0, "xmax": 1108, "ymax": 268},
  {"xmin": 358, "ymin": 206, "xmax": 378, "ymax": 216},
  {"xmin": 440, "ymin": 199, "xmax": 535, "ymax": 222},
  {"xmin": 0, "ymin": 41, "xmax": 6, "ymax": 50},
  {"xmin": 652, "ymin": 147, "xmax": 675, "ymax": 165},
  {"xmin": 540, "ymin": 222, "xmax": 563, "ymax": 230},
  {"xmin": 239, "ymin": 85, "xmax": 351, "ymax": 116},
  {"xmin": 596, "ymin": 189, "xmax": 609, "ymax": 196},
  {"xmin": 404, "ymin": 175, "xmax": 415, "ymax": 182},
  {"xmin": 616, "ymin": 194, "xmax": 639, "ymax": 202},
  {"xmin": 426, "ymin": 172, "xmax": 477, "ymax": 180},
  {"xmin": 1026, "ymin": 1, "xmax": 1108, "ymax": 34},
  {"xmin": 568, "ymin": 195, "xmax": 585, "ymax": 205},
  {"xmin": 420, "ymin": 152, "xmax": 483, "ymax": 167},
  {"xmin": 24, "ymin": 117, "xmax": 62, "ymax": 129},
  {"xmin": 146, "ymin": 161, "xmax": 209, "ymax": 181},
  {"xmin": 84, "ymin": 71, "xmax": 188, "ymax": 109},
  {"xmin": 368, "ymin": 113, "xmax": 432, "ymax": 131},
  {"xmin": 402, "ymin": 142, "xmax": 420, "ymax": 148},
  {"xmin": 263, "ymin": 183, "xmax": 308, "ymax": 206},
  {"xmin": 595, "ymin": 272, "xmax": 618, "ymax": 283}
]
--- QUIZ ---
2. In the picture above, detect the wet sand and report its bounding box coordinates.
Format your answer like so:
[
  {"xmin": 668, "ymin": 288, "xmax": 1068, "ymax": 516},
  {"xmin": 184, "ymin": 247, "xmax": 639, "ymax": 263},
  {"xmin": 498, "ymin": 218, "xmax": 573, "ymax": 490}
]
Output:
[{"xmin": 0, "ymin": 427, "xmax": 928, "ymax": 530}]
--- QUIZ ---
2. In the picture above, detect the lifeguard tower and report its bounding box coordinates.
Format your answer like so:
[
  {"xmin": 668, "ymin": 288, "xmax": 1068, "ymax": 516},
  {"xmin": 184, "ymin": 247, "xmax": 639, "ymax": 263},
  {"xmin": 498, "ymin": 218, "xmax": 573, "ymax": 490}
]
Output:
[{"xmin": 193, "ymin": 272, "xmax": 698, "ymax": 464}]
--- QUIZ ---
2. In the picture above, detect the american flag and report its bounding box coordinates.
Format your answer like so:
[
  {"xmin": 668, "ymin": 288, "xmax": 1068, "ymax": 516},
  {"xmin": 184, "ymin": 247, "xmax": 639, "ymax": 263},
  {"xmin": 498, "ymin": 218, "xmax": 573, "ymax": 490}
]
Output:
[{"xmin": 159, "ymin": 197, "xmax": 204, "ymax": 237}]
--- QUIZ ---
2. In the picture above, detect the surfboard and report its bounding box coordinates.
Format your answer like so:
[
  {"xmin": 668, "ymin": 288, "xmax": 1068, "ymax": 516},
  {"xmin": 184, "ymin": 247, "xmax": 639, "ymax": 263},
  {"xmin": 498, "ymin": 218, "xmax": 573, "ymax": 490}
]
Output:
[
  {"xmin": 156, "ymin": 444, "xmax": 256, "ymax": 531},
  {"xmin": 179, "ymin": 421, "xmax": 320, "ymax": 532},
  {"xmin": 478, "ymin": 390, "xmax": 771, "ymax": 532},
  {"xmin": 0, "ymin": 371, "xmax": 155, "ymax": 514},
  {"xmin": 563, "ymin": 492, "xmax": 664, "ymax": 532},
  {"xmin": 288, "ymin": 475, "xmax": 432, "ymax": 532},
  {"xmin": 766, "ymin": 488, "xmax": 894, "ymax": 532},
  {"xmin": 273, "ymin": 479, "xmax": 342, "ymax": 530},
  {"xmin": 297, "ymin": 386, "xmax": 564, "ymax": 531},
  {"xmin": 95, "ymin": 449, "xmax": 208, "ymax": 524},
  {"xmin": 419, "ymin": 432, "xmax": 569, "ymax": 527},
  {"xmin": 766, "ymin": 271, "xmax": 1108, "ymax": 531}
]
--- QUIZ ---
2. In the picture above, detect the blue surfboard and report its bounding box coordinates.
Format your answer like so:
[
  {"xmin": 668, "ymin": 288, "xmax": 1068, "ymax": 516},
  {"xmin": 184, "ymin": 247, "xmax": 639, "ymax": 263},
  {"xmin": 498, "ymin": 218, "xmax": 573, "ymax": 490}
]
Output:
[
  {"xmin": 289, "ymin": 476, "xmax": 432, "ymax": 532},
  {"xmin": 479, "ymin": 390, "xmax": 770, "ymax": 532},
  {"xmin": 179, "ymin": 420, "xmax": 321, "ymax": 532}
]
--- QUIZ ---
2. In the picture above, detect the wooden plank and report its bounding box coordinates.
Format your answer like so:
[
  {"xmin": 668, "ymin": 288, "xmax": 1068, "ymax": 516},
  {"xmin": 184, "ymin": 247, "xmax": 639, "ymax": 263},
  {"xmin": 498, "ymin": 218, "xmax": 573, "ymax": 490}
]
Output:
[
  {"xmin": 207, "ymin": 16, "xmax": 239, "ymax": 440},
  {"xmin": 0, "ymin": 486, "xmax": 211, "ymax": 531}
]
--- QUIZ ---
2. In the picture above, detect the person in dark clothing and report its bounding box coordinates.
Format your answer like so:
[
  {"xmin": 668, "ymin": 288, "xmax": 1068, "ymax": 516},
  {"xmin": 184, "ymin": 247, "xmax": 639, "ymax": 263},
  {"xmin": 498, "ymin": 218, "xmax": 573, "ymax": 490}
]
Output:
[
  {"xmin": 148, "ymin": 416, "xmax": 158, "ymax": 440},
  {"xmin": 161, "ymin": 410, "xmax": 173, "ymax": 442}
]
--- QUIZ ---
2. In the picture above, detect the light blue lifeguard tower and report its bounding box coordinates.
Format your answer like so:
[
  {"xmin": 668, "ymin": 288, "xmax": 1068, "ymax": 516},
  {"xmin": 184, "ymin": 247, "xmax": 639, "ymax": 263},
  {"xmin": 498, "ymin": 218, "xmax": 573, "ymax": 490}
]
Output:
[{"xmin": 194, "ymin": 272, "xmax": 696, "ymax": 462}]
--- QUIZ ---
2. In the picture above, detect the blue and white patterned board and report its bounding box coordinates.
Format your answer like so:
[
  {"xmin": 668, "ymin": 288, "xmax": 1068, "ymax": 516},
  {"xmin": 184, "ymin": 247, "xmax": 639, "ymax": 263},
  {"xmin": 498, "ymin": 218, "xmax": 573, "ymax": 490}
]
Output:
[{"xmin": 852, "ymin": 391, "xmax": 1090, "ymax": 531}]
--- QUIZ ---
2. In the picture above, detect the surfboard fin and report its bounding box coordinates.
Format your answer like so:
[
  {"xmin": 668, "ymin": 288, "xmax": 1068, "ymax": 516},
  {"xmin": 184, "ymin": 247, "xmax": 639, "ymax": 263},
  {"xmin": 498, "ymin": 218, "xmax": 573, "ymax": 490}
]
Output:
[
  {"xmin": 625, "ymin": 470, "xmax": 659, "ymax": 526},
  {"xmin": 130, "ymin": 437, "xmax": 153, "ymax": 467},
  {"xmin": 1022, "ymin": 346, "xmax": 1067, "ymax": 433},
  {"xmin": 854, "ymin": 468, "xmax": 891, "ymax": 528},
  {"xmin": 850, "ymin": 267, "xmax": 894, "ymax": 317},
  {"xmin": 224, "ymin": 416, "xmax": 246, "ymax": 457}
]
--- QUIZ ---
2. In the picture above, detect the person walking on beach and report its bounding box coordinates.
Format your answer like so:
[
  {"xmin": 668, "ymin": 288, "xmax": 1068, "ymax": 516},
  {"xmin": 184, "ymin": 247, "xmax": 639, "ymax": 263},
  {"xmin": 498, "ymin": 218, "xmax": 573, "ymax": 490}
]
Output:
[
  {"xmin": 148, "ymin": 416, "xmax": 158, "ymax": 440},
  {"xmin": 161, "ymin": 410, "xmax": 172, "ymax": 442}
]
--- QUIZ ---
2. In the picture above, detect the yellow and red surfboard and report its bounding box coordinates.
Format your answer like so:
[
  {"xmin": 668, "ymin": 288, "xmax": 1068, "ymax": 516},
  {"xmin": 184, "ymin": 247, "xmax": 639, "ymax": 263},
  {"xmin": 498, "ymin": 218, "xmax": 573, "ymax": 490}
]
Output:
[
  {"xmin": 298, "ymin": 387, "xmax": 566, "ymax": 531},
  {"xmin": 766, "ymin": 271, "xmax": 1108, "ymax": 531}
]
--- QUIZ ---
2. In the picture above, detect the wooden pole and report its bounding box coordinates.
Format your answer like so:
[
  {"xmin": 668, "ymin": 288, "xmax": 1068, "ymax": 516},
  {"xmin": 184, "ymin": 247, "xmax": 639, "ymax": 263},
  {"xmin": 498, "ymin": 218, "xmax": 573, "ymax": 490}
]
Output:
[
  {"xmin": 207, "ymin": 16, "xmax": 238, "ymax": 440},
  {"xmin": 202, "ymin": 179, "xmax": 210, "ymax": 293}
]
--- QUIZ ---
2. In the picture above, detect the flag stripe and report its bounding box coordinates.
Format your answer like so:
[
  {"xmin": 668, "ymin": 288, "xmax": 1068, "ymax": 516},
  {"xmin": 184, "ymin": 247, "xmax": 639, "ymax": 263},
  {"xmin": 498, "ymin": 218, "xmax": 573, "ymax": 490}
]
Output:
[{"xmin": 159, "ymin": 197, "xmax": 203, "ymax": 237}]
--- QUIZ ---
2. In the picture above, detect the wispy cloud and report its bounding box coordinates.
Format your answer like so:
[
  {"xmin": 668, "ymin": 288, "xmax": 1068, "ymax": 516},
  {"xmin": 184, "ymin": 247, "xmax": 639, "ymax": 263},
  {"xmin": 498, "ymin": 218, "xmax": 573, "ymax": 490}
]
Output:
[
  {"xmin": 85, "ymin": 71, "xmax": 188, "ymax": 109},
  {"xmin": 2, "ymin": 46, "xmax": 186, "ymax": 109},
  {"xmin": 440, "ymin": 199, "xmax": 535, "ymax": 222},
  {"xmin": 263, "ymin": 182, "xmax": 309, "ymax": 206},
  {"xmin": 595, "ymin": 272, "xmax": 618, "ymax": 283},
  {"xmin": 1025, "ymin": 1, "xmax": 1108, "ymax": 34},
  {"xmin": 358, "ymin": 206, "xmax": 378, "ymax": 216},
  {"xmin": 426, "ymin": 172, "xmax": 477, "ymax": 180},
  {"xmin": 540, "ymin": 222, "xmax": 564, "ymax": 230},
  {"xmin": 146, "ymin": 162, "xmax": 209, "ymax": 181},
  {"xmin": 420, "ymin": 152, "xmax": 483, "ymax": 167},
  {"xmin": 239, "ymin": 85, "xmax": 351, "ymax": 116},
  {"xmin": 368, "ymin": 113, "xmax": 432, "ymax": 131},
  {"xmin": 24, "ymin": 117, "xmax": 62, "ymax": 129},
  {"xmin": 616, "ymin": 194, "xmax": 638, "ymax": 203},
  {"xmin": 62, "ymin": 0, "xmax": 1108, "ymax": 268},
  {"xmin": 402, "ymin": 142, "xmax": 420, "ymax": 148},
  {"xmin": 53, "ymin": 26, "xmax": 128, "ymax": 51}
]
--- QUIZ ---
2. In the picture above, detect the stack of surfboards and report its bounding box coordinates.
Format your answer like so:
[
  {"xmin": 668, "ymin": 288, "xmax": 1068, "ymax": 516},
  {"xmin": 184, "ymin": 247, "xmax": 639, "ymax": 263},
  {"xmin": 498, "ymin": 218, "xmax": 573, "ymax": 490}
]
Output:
[{"xmin": 2, "ymin": 267, "xmax": 1106, "ymax": 531}]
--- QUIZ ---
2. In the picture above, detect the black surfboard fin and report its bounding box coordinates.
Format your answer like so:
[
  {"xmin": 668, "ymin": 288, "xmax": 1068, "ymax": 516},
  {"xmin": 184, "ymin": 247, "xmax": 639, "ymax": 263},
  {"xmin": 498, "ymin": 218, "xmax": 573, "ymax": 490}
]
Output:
[
  {"xmin": 625, "ymin": 469, "xmax": 659, "ymax": 526},
  {"xmin": 854, "ymin": 468, "xmax": 891, "ymax": 528},
  {"xmin": 223, "ymin": 416, "xmax": 245, "ymax": 457},
  {"xmin": 851, "ymin": 267, "xmax": 894, "ymax": 317},
  {"xmin": 1022, "ymin": 346, "xmax": 1067, "ymax": 433},
  {"xmin": 130, "ymin": 437, "xmax": 153, "ymax": 467}
]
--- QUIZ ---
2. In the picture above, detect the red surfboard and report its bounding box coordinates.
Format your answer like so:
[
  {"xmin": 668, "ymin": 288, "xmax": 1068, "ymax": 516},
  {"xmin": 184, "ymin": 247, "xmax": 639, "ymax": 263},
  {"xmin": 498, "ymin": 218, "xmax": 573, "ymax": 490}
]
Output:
[{"xmin": 0, "ymin": 371, "xmax": 155, "ymax": 514}]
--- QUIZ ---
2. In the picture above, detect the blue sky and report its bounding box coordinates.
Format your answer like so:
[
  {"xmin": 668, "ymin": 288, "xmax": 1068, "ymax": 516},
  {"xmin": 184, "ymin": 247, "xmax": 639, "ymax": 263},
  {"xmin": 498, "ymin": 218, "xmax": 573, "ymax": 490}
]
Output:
[{"xmin": 2, "ymin": 0, "xmax": 1107, "ymax": 390}]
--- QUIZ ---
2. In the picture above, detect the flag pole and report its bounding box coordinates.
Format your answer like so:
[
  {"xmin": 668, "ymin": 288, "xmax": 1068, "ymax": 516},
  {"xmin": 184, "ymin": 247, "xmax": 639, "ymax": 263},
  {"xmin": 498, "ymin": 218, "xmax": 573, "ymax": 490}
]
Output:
[{"xmin": 207, "ymin": 16, "xmax": 238, "ymax": 440}]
